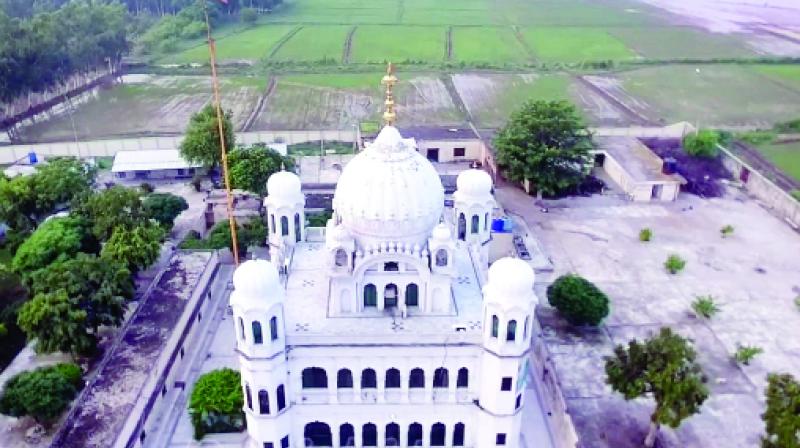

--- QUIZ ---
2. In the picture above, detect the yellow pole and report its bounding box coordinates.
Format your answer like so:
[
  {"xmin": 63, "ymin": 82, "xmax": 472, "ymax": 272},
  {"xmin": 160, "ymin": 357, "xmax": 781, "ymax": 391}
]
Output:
[{"xmin": 204, "ymin": 3, "xmax": 240, "ymax": 265}]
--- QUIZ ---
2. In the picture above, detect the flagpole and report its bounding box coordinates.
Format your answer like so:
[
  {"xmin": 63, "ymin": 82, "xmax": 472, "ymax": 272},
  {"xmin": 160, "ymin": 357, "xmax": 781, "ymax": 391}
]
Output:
[{"xmin": 204, "ymin": 0, "xmax": 240, "ymax": 266}]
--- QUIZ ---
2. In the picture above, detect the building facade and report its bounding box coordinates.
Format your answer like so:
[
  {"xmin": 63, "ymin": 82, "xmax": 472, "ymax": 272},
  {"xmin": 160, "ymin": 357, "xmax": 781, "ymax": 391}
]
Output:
[{"xmin": 230, "ymin": 124, "xmax": 539, "ymax": 448}]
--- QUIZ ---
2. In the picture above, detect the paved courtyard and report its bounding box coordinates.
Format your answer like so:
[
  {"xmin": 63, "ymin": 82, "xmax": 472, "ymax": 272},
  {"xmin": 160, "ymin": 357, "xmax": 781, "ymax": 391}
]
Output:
[{"xmin": 496, "ymin": 186, "xmax": 800, "ymax": 448}]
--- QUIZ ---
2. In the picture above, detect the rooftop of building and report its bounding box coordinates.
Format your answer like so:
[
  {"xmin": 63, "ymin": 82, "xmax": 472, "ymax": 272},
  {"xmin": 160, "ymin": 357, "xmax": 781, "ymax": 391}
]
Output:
[
  {"xmin": 111, "ymin": 148, "xmax": 201, "ymax": 173},
  {"xmin": 364, "ymin": 126, "xmax": 480, "ymax": 141},
  {"xmin": 594, "ymin": 136, "xmax": 686, "ymax": 184}
]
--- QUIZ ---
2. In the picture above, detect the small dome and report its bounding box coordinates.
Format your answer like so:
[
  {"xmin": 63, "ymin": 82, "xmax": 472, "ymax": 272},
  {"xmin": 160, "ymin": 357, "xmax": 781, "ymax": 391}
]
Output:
[
  {"xmin": 331, "ymin": 224, "xmax": 351, "ymax": 242},
  {"xmin": 266, "ymin": 170, "xmax": 303, "ymax": 206},
  {"xmin": 432, "ymin": 222, "xmax": 451, "ymax": 241},
  {"xmin": 454, "ymin": 169, "xmax": 492, "ymax": 202},
  {"xmin": 484, "ymin": 257, "xmax": 536, "ymax": 305},
  {"xmin": 231, "ymin": 259, "xmax": 282, "ymax": 308}
]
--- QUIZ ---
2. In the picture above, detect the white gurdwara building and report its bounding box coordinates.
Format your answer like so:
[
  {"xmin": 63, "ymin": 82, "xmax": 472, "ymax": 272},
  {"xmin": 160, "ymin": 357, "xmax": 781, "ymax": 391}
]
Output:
[{"xmin": 230, "ymin": 124, "xmax": 539, "ymax": 448}]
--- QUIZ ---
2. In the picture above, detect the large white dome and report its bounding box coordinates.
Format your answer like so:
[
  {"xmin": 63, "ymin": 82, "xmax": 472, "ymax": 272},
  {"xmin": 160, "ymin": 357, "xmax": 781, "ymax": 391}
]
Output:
[{"xmin": 333, "ymin": 126, "xmax": 444, "ymax": 248}]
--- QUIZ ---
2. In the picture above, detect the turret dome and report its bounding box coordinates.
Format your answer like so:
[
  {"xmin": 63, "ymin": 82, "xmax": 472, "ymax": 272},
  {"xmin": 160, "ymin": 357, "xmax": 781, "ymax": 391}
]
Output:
[
  {"xmin": 266, "ymin": 170, "xmax": 303, "ymax": 207},
  {"xmin": 454, "ymin": 169, "xmax": 492, "ymax": 202},
  {"xmin": 230, "ymin": 259, "xmax": 283, "ymax": 309},
  {"xmin": 484, "ymin": 257, "xmax": 536, "ymax": 306}
]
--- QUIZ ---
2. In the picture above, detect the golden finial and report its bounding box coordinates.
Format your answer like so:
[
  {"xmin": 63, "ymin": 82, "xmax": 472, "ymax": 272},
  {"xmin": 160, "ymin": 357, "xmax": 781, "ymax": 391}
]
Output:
[{"xmin": 381, "ymin": 62, "xmax": 398, "ymax": 126}]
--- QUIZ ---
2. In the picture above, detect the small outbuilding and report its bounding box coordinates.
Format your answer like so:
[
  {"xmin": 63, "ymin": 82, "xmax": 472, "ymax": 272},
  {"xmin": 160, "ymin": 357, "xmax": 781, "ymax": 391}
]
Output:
[{"xmin": 112, "ymin": 149, "xmax": 203, "ymax": 180}]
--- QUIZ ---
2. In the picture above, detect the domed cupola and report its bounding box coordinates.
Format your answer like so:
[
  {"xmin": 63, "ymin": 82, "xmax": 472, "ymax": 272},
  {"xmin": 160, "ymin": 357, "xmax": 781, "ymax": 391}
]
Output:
[{"xmin": 332, "ymin": 125, "xmax": 445, "ymax": 248}]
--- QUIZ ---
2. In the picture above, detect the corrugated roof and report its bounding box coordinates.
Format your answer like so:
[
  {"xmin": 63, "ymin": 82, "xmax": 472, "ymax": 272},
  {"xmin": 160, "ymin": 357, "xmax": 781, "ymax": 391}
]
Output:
[{"xmin": 111, "ymin": 149, "xmax": 201, "ymax": 173}]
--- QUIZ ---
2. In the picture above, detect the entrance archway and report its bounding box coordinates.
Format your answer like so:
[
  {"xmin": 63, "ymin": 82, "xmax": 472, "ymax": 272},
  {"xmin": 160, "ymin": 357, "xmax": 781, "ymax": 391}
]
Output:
[{"xmin": 304, "ymin": 421, "xmax": 332, "ymax": 446}]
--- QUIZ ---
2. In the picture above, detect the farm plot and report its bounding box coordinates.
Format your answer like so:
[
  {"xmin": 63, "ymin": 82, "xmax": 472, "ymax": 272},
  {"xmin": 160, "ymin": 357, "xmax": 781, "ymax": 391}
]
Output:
[
  {"xmin": 272, "ymin": 26, "xmax": 350, "ymax": 62},
  {"xmin": 163, "ymin": 25, "xmax": 296, "ymax": 64},
  {"xmin": 617, "ymin": 65, "xmax": 800, "ymax": 127},
  {"xmin": 754, "ymin": 64, "xmax": 800, "ymax": 90},
  {"xmin": 610, "ymin": 27, "xmax": 755, "ymax": 59},
  {"xmin": 265, "ymin": 0, "xmax": 399, "ymax": 24},
  {"xmin": 498, "ymin": 0, "xmax": 657, "ymax": 26},
  {"xmin": 351, "ymin": 26, "xmax": 446, "ymax": 63},
  {"xmin": 401, "ymin": 0, "xmax": 498, "ymax": 25},
  {"xmin": 520, "ymin": 27, "xmax": 636, "ymax": 63},
  {"xmin": 451, "ymin": 27, "xmax": 531, "ymax": 64},
  {"xmin": 16, "ymin": 75, "xmax": 265, "ymax": 142},
  {"xmin": 756, "ymin": 141, "xmax": 800, "ymax": 182}
]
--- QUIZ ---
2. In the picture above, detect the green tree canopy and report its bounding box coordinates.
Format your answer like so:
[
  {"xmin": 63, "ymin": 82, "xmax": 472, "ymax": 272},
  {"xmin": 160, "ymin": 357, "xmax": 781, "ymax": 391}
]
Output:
[
  {"xmin": 494, "ymin": 100, "xmax": 593, "ymax": 197},
  {"xmin": 143, "ymin": 192, "xmax": 189, "ymax": 229},
  {"xmin": 188, "ymin": 368, "xmax": 244, "ymax": 440},
  {"xmin": 762, "ymin": 373, "xmax": 800, "ymax": 448},
  {"xmin": 605, "ymin": 327, "xmax": 709, "ymax": 448},
  {"xmin": 229, "ymin": 144, "xmax": 295, "ymax": 196},
  {"xmin": 180, "ymin": 104, "xmax": 235, "ymax": 168},
  {"xmin": 0, "ymin": 362, "xmax": 83, "ymax": 426},
  {"xmin": 11, "ymin": 217, "xmax": 94, "ymax": 277},
  {"xmin": 72, "ymin": 186, "xmax": 148, "ymax": 241},
  {"xmin": 546, "ymin": 274, "xmax": 610, "ymax": 326},
  {"xmin": 101, "ymin": 222, "xmax": 164, "ymax": 273},
  {"xmin": 17, "ymin": 290, "xmax": 94, "ymax": 357},
  {"xmin": 683, "ymin": 130, "xmax": 721, "ymax": 158}
]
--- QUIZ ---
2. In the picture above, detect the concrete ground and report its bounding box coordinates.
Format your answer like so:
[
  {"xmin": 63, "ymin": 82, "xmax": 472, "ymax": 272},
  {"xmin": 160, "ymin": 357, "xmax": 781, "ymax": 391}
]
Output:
[{"xmin": 495, "ymin": 185, "xmax": 800, "ymax": 448}]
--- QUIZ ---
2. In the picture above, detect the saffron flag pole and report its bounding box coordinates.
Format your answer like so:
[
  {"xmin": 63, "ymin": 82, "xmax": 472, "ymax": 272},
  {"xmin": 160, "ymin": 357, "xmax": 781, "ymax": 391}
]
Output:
[{"xmin": 203, "ymin": 0, "xmax": 240, "ymax": 265}]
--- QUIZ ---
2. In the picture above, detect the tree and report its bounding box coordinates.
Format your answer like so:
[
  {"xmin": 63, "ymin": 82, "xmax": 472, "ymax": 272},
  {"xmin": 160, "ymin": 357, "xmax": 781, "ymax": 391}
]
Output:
[
  {"xmin": 494, "ymin": 100, "xmax": 593, "ymax": 197},
  {"xmin": 229, "ymin": 144, "xmax": 294, "ymax": 195},
  {"xmin": 143, "ymin": 192, "xmax": 189, "ymax": 229},
  {"xmin": 17, "ymin": 290, "xmax": 94, "ymax": 357},
  {"xmin": 546, "ymin": 274, "xmax": 609, "ymax": 326},
  {"xmin": 762, "ymin": 373, "xmax": 800, "ymax": 448},
  {"xmin": 683, "ymin": 130, "xmax": 721, "ymax": 158},
  {"xmin": 28, "ymin": 253, "xmax": 133, "ymax": 333},
  {"xmin": 180, "ymin": 104, "xmax": 235, "ymax": 168},
  {"xmin": 605, "ymin": 327, "xmax": 709, "ymax": 448},
  {"xmin": 101, "ymin": 222, "xmax": 164, "ymax": 273},
  {"xmin": 11, "ymin": 217, "xmax": 94, "ymax": 278},
  {"xmin": 188, "ymin": 368, "xmax": 244, "ymax": 440},
  {"xmin": 240, "ymin": 7, "xmax": 257, "ymax": 24},
  {"xmin": 73, "ymin": 186, "xmax": 148, "ymax": 241},
  {"xmin": 0, "ymin": 363, "xmax": 83, "ymax": 426}
]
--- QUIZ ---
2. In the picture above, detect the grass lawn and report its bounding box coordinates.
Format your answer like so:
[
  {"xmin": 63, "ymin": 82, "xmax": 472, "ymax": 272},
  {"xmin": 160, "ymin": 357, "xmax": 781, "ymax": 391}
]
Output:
[
  {"xmin": 611, "ymin": 27, "xmax": 755, "ymax": 59},
  {"xmin": 452, "ymin": 27, "xmax": 530, "ymax": 64},
  {"xmin": 521, "ymin": 27, "xmax": 635, "ymax": 63},
  {"xmin": 757, "ymin": 141, "xmax": 800, "ymax": 182},
  {"xmin": 351, "ymin": 26, "xmax": 446, "ymax": 63},
  {"xmin": 272, "ymin": 25, "xmax": 350, "ymax": 62},
  {"xmin": 754, "ymin": 64, "xmax": 800, "ymax": 91},
  {"xmin": 164, "ymin": 25, "xmax": 296, "ymax": 64}
]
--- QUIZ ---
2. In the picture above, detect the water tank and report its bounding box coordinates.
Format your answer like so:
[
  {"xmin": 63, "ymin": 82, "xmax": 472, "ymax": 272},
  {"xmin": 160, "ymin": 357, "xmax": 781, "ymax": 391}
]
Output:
[
  {"xmin": 28, "ymin": 152, "xmax": 38, "ymax": 164},
  {"xmin": 491, "ymin": 218, "xmax": 505, "ymax": 232},
  {"xmin": 502, "ymin": 218, "xmax": 513, "ymax": 232},
  {"xmin": 662, "ymin": 157, "xmax": 678, "ymax": 175}
]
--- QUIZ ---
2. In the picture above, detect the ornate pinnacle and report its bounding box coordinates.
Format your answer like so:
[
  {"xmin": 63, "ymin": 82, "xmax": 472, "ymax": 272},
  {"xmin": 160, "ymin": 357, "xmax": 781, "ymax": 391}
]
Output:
[{"xmin": 381, "ymin": 63, "xmax": 398, "ymax": 126}]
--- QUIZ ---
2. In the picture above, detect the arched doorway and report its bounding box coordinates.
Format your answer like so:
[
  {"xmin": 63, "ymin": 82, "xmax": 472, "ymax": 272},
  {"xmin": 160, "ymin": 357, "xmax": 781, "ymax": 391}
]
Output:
[
  {"xmin": 281, "ymin": 216, "xmax": 289, "ymax": 236},
  {"xmin": 431, "ymin": 422, "xmax": 446, "ymax": 446},
  {"xmin": 340, "ymin": 423, "xmax": 355, "ymax": 447},
  {"xmin": 304, "ymin": 421, "xmax": 332, "ymax": 446},
  {"xmin": 405, "ymin": 284, "xmax": 419, "ymax": 307},
  {"xmin": 408, "ymin": 423, "xmax": 423, "ymax": 446},
  {"xmin": 386, "ymin": 423, "xmax": 400, "ymax": 446},
  {"xmin": 364, "ymin": 284, "xmax": 377, "ymax": 307},
  {"xmin": 384, "ymin": 284, "xmax": 398, "ymax": 308}
]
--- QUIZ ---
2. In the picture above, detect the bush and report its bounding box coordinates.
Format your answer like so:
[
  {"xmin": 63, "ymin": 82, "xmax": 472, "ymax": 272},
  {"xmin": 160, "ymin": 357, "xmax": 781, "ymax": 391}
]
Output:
[
  {"xmin": 0, "ymin": 363, "xmax": 83, "ymax": 425},
  {"xmin": 665, "ymin": 254, "xmax": 686, "ymax": 274},
  {"xmin": 734, "ymin": 344, "xmax": 763, "ymax": 365},
  {"xmin": 720, "ymin": 225, "xmax": 734, "ymax": 238},
  {"xmin": 240, "ymin": 7, "xmax": 257, "ymax": 24},
  {"xmin": 762, "ymin": 373, "xmax": 800, "ymax": 448},
  {"xmin": 546, "ymin": 274, "xmax": 610, "ymax": 326},
  {"xmin": 691, "ymin": 295, "xmax": 720, "ymax": 319},
  {"xmin": 639, "ymin": 228, "xmax": 652, "ymax": 242},
  {"xmin": 140, "ymin": 182, "xmax": 154, "ymax": 194},
  {"xmin": 791, "ymin": 190, "xmax": 800, "ymax": 202},
  {"xmin": 683, "ymin": 130, "xmax": 721, "ymax": 159},
  {"xmin": 188, "ymin": 368, "xmax": 244, "ymax": 440}
]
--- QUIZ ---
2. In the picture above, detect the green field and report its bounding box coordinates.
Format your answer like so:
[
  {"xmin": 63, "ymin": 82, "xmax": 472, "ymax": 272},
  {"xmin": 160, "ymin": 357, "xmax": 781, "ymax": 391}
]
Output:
[
  {"xmin": 165, "ymin": 25, "xmax": 295, "ymax": 63},
  {"xmin": 755, "ymin": 64, "xmax": 800, "ymax": 90},
  {"xmin": 452, "ymin": 27, "xmax": 530, "ymax": 63},
  {"xmin": 610, "ymin": 27, "xmax": 755, "ymax": 59},
  {"xmin": 272, "ymin": 25, "xmax": 350, "ymax": 62},
  {"xmin": 757, "ymin": 141, "xmax": 800, "ymax": 182},
  {"xmin": 351, "ymin": 26, "xmax": 446, "ymax": 63},
  {"xmin": 521, "ymin": 27, "xmax": 635, "ymax": 63}
]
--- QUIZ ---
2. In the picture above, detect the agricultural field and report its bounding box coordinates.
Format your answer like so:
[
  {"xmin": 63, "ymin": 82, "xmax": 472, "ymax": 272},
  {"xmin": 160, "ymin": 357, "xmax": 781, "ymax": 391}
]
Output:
[
  {"xmin": 350, "ymin": 26, "xmax": 446, "ymax": 63},
  {"xmin": 610, "ymin": 27, "xmax": 756, "ymax": 59},
  {"xmin": 271, "ymin": 25, "xmax": 350, "ymax": 63},
  {"xmin": 163, "ymin": 25, "xmax": 296, "ymax": 64},
  {"xmin": 451, "ymin": 27, "xmax": 531, "ymax": 64},
  {"xmin": 520, "ymin": 27, "xmax": 636, "ymax": 63},
  {"xmin": 755, "ymin": 141, "xmax": 800, "ymax": 182},
  {"xmin": 16, "ymin": 75, "xmax": 266, "ymax": 142},
  {"xmin": 754, "ymin": 64, "xmax": 800, "ymax": 90}
]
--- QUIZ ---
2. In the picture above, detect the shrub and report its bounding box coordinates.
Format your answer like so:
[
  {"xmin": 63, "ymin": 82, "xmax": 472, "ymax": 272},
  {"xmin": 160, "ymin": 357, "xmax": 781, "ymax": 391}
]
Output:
[
  {"xmin": 546, "ymin": 274, "xmax": 610, "ymax": 326},
  {"xmin": 639, "ymin": 228, "xmax": 652, "ymax": 242},
  {"xmin": 188, "ymin": 368, "xmax": 244, "ymax": 440},
  {"xmin": 0, "ymin": 363, "xmax": 83, "ymax": 425},
  {"xmin": 683, "ymin": 130, "xmax": 721, "ymax": 159},
  {"xmin": 665, "ymin": 254, "xmax": 686, "ymax": 274},
  {"xmin": 140, "ymin": 182, "xmax": 154, "ymax": 194},
  {"xmin": 791, "ymin": 190, "xmax": 800, "ymax": 202},
  {"xmin": 240, "ymin": 7, "xmax": 257, "ymax": 24},
  {"xmin": 734, "ymin": 345, "xmax": 763, "ymax": 365},
  {"xmin": 761, "ymin": 373, "xmax": 800, "ymax": 448},
  {"xmin": 720, "ymin": 225, "xmax": 734, "ymax": 238},
  {"xmin": 691, "ymin": 295, "xmax": 720, "ymax": 319}
]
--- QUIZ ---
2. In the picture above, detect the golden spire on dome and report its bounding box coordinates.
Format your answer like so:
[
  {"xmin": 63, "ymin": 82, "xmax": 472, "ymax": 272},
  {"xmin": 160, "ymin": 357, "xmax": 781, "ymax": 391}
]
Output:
[{"xmin": 381, "ymin": 62, "xmax": 398, "ymax": 126}]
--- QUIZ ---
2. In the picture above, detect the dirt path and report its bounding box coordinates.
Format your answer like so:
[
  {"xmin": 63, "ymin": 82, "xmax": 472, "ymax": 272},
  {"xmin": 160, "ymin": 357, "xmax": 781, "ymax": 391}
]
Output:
[
  {"xmin": 446, "ymin": 27, "xmax": 453, "ymax": 61},
  {"xmin": 241, "ymin": 76, "xmax": 277, "ymax": 132},
  {"xmin": 576, "ymin": 75, "xmax": 655, "ymax": 126},
  {"xmin": 266, "ymin": 25, "xmax": 303, "ymax": 60},
  {"xmin": 512, "ymin": 25, "xmax": 536, "ymax": 62},
  {"xmin": 342, "ymin": 26, "xmax": 357, "ymax": 64},
  {"xmin": 440, "ymin": 74, "xmax": 471, "ymax": 122}
]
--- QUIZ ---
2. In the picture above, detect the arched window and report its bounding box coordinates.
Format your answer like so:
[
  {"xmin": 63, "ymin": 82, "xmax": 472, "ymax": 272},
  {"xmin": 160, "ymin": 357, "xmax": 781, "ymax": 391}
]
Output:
[
  {"xmin": 458, "ymin": 213, "xmax": 466, "ymax": 240},
  {"xmin": 277, "ymin": 385, "xmax": 286, "ymax": 411},
  {"xmin": 384, "ymin": 284, "xmax": 398, "ymax": 308},
  {"xmin": 340, "ymin": 424, "xmax": 355, "ymax": 447},
  {"xmin": 337, "ymin": 369, "xmax": 353, "ymax": 388},
  {"xmin": 491, "ymin": 315, "xmax": 499, "ymax": 338},
  {"xmin": 485, "ymin": 212, "xmax": 489, "ymax": 231},
  {"xmin": 409, "ymin": 368, "xmax": 425, "ymax": 388},
  {"xmin": 386, "ymin": 423, "xmax": 400, "ymax": 446},
  {"xmin": 258, "ymin": 389, "xmax": 269, "ymax": 414},
  {"xmin": 252, "ymin": 321, "xmax": 263, "ymax": 344},
  {"xmin": 408, "ymin": 423, "xmax": 423, "ymax": 447},
  {"xmin": 507, "ymin": 320, "xmax": 517, "ymax": 342},
  {"xmin": 457, "ymin": 368, "xmax": 469, "ymax": 388},
  {"xmin": 362, "ymin": 423, "xmax": 377, "ymax": 447},
  {"xmin": 435, "ymin": 249, "xmax": 448, "ymax": 267},
  {"xmin": 453, "ymin": 423, "xmax": 465, "ymax": 446},
  {"xmin": 433, "ymin": 368, "xmax": 448, "ymax": 388},
  {"xmin": 301, "ymin": 367, "xmax": 328, "ymax": 388},
  {"xmin": 471, "ymin": 215, "xmax": 480, "ymax": 234},
  {"xmin": 270, "ymin": 215, "xmax": 276, "ymax": 233},
  {"xmin": 281, "ymin": 216, "xmax": 289, "ymax": 236},
  {"xmin": 384, "ymin": 261, "xmax": 399, "ymax": 271},
  {"xmin": 238, "ymin": 317, "xmax": 245, "ymax": 341},
  {"xmin": 245, "ymin": 384, "xmax": 252, "ymax": 410},
  {"xmin": 385, "ymin": 368, "xmax": 400, "ymax": 388},
  {"xmin": 294, "ymin": 213, "xmax": 301, "ymax": 242},
  {"xmin": 361, "ymin": 368, "xmax": 377, "ymax": 388},
  {"xmin": 304, "ymin": 422, "xmax": 332, "ymax": 447},
  {"xmin": 270, "ymin": 316, "xmax": 279, "ymax": 341},
  {"xmin": 364, "ymin": 284, "xmax": 377, "ymax": 307},
  {"xmin": 335, "ymin": 249, "xmax": 348, "ymax": 267},
  {"xmin": 431, "ymin": 422, "xmax": 446, "ymax": 446},
  {"xmin": 405, "ymin": 284, "xmax": 419, "ymax": 307},
  {"xmin": 523, "ymin": 316, "xmax": 529, "ymax": 340}
]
